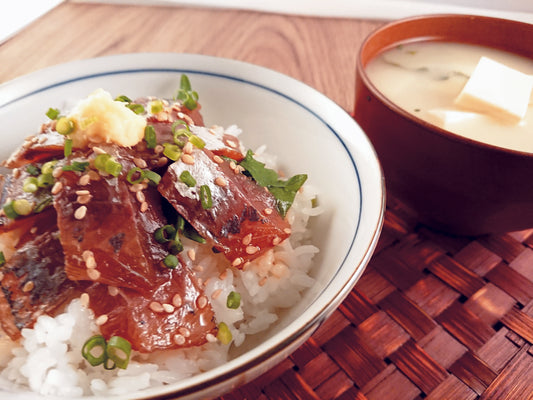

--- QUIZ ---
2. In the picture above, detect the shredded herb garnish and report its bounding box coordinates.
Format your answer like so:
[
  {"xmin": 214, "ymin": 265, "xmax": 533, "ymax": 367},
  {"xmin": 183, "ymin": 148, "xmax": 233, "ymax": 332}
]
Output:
[
  {"xmin": 62, "ymin": 161, "xmax": 90, "ymax": 172},
  {"xmin": 46, "ymin": 108, "xmax": 61, "ymax": 120},
  {"xmin": 114, "ymin": 95, "xmax": 132, "ymax": 103},
  {"xmin": 175, "ymin": 74, "xmax": 199, "ymax": 110},
  {"xmin": 26, "ymin": 164, "xmax": 40, "ymax": 176},
  {"xmin": 239, "ymin": 150, "xmax": 307, "ymax": 217},
  {"xmin": 126, "ymin": 103, "xmax": 145, "ymax": 115},
  {"xmin": 199, "ymin": 184, "xmax": 212, "ymax": 210},
  {"xmin": 144, "ymin": 125, "xmax": 157, "ymax": 149}
]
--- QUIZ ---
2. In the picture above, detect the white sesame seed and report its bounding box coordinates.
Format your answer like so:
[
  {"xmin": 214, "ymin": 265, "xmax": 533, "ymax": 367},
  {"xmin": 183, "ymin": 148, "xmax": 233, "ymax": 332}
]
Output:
[
  {"xmin": 154, "ymin": 145, "xmax": 164, "ymax": 155},
  {"xmin": 206, "ymin": 333, "xmax": 216, "ymax": 343},
  {"xmin": 51, "ymin": 181, "xmax": 63, "ymax": 195},
  {"xmin": 75, "ymin": 190, "xmax": 90, "ymax": 196},
  {"xmin": 272, "ymin": 237, "xmax": 282, "ymax": 246},
  {"xmin": 183, "ymin": 142, "xmax": 193, "ymax": 154},
  {"xmin": 226, "ymin": 140, "xmax": 237, "ymax": 148},
  {"xmin": 231, "ymin": 257, "xmax": 243, "ymax": 267},
  {"xmin": 77, "ymin": 194, "xmax": 92, "ymax": 205},
  {"xmin": 85, "ymin": 255, "xmax": 97, "ymax": 269},
  {"xmin": 92, "ymin": 146, "xmax": 106, "ymax": 155},
  {"xmin": 95, "ymin": 314, "xmax": 108, "ymax": 326},
  {"xmin": 187, "ymin": 249, "xmax": 196, "ymax": 261},
  {"xmin": 197, "ymin": 295, "xmax": 208, "ymax": 309},
  {"xmin": 157, "ymin": 157, "xmax": 168, "ymax": 167},
  {"xmin": 12, "ymin": 169, "xmax": 21, "ymax": 179},
  {"xmin": 108, "ymin": 286, "xmax": 119, "ymax": 296},
  {"xmin": 211, "ymin": 289, "xmax": 222, "ymax": 300},
  {"xmin": 178, "ymin": 327, "xmax": 191, "ymax": 338},
  {"xmin": 219, "ymin": 270, "xmax": 228, "ymax": 280},
  {"xmin": 78, "ymin": 174, "xmax": 91, "ymax": 186},
  {"xmin": 242, "ymin": 233, "xmax": 252, "ymax": 246},
  {"xmin": 74, "ymin": 206, "xmax": 87, "ymax": 220},
  {"xmin": 194, "ymin": 265, "xmax": 204, "ymax": 272},
  {"xmin": 172, "ymin": 294, "xmax": 182, "ymax": 308},
  {"xmin": 181, "ymin": 154, "xmax": 195, "ymax": 165},
  {"xmin": 214, "ymin": 177, "xmax": 227, "ymax": 187},
  {"xmin": 264, "ymin": 208, "xmax": 273, "ymax": 215},
  {"xmin": 245, "ymin": 245, "xmax": 259, "ymax": 255},
  {"xmin": 136, "ymin": 191, "xmax": 146, "ymax": 203},
  {"xmin": 229, "ymin": 161, "xmax": 237, "ymax": 170},
  {"xmin": 88, "ymin": 170, "xmax": 100, "ymax": 181},
  {"xmin": 213, "ymin": 155, "xmax": 224, "ymax": 164},
  {"xmin": 22, "ymin": 281, "xmax": 34, "ymax": 292},
  {"xmin": 163, "ymin": 303, "xmax": 175, "ymax": 313},
  {"xmin": 149, "ymin": 301, "xmax": 164, "ymax": 313},
  {"xmin": 80, "ymin": 293, "xmax": 90, "ymax": 307},
  {"xmin": 82, "ymin": 250, "xmax": 94, "ymax": 261},
  {"xmin": 259, "ymin": 276, "xmax": 268, "ymax": 286},
  {"xmin": 173, "ymin": 334, "xmax": 186, "ymax": 345},
  {"xmin": 140, "ymin": 201, "xmax": 149, "ymax": 212},
  {"xmin": 284, "ymin": 228, "xmax": 292, "ymax": 235},
  {"xmin": 134, "ymin": 158, "xmax": 147, "ymax": 168},
  {"xmin": 87, "ymin": 269, "xmax": 101, "ymax": 280},
  {"xmin": 30, "ymin": 227, "xmax": 38, "ymax": 234}
]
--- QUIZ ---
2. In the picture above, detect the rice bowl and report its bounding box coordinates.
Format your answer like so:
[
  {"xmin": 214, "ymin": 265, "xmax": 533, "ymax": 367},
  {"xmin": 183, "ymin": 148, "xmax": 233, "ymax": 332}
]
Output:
[{"xmin": 0, "ymin": 53, "xmax": 385, "ymax": 399}]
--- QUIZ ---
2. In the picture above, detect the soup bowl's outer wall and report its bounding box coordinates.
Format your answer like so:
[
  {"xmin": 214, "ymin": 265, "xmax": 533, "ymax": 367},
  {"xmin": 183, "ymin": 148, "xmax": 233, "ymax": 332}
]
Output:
[{"xmin": 354, "ymin": 14, "xmax": 533, "ymax": 235}]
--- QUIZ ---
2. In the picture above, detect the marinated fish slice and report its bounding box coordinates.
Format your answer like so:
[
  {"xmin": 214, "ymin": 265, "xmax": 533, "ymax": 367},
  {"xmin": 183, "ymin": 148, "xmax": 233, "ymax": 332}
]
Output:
[
  {"xmin": 158, "ymin": 148, "xmax": 290, "ymax": 266},
  {"xmin": 86, "ymin": 263, "xmax": 216, "ymax": 353},
  {"xmin": 3, "ymin": 129, "xmax": 64, "ymax": 168},
  {"xmin": 53, "ymin": 165, "xmax": 167, "ymax": 291},
  {"xmin": 0, "ymin": 230, "xmax": 83, "ymax": 340}
]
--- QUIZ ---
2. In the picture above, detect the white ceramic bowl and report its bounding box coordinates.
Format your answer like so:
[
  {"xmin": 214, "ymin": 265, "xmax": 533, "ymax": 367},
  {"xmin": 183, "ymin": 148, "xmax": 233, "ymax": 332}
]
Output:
[{"xmin": 0, "ymin": 53, "xmax": 384, "ymax": 400}]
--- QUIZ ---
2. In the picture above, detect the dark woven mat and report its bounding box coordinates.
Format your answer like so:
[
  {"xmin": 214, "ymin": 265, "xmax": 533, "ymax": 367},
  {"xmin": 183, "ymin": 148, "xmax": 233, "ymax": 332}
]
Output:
[{"xmin": 217, "ymin": 196, "xmax": 533, "ymax": 400}]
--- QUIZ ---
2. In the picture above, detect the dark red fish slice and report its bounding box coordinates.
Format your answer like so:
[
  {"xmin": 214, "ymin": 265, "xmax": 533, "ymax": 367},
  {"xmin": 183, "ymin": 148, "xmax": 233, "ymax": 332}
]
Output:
[
  {"xmin": 158, "ymin": 148, "xmax": 290, "ymax": 267},
  {"xmin": 0, "ymin": 229, "xmax": 83, "ymax": 340},
  {"xmin": 86, "ymin": 263, "xmax": 216, "ymax": 353}
]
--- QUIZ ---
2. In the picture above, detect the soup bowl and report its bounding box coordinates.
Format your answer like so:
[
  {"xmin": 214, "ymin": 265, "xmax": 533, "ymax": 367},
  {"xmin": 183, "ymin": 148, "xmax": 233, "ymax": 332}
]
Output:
[{"xmin": 354, "ymin": 14, "xmax": 533, "ymax": 235}]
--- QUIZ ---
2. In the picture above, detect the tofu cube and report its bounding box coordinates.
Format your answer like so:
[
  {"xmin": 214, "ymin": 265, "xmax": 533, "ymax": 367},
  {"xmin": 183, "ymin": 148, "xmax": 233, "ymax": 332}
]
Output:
[{"xmin": 454, "ymin": 56, "xmax": 533, "ymax": 123}]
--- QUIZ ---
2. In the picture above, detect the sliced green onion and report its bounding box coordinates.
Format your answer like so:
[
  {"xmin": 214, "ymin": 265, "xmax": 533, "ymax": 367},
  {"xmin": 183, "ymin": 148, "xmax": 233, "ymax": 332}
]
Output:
[
  {"xmin": 105, "ymin": 159, "xmax": 123, "ymax": 177},
  {"xmin": 23, "ymin": 177, "xmax": 39, "ymax": 193},
  {"xmin": 183, "ymin": 225, "xmax": 206, "ymax": 244},
  {"xmin": 37, "ymin": 173, "xmax": 54, "ymax": 188},
  {"xmin": 199, "ymin": 184, "xmax": 212, "ymax": 210},
  {"xmin": 103, "ymin": 357, "xmax": 116, "ymax": 370},
  {"xmin": 217, "ymin": 322, "xmax": 232, "ymax": 345},
  {"xmin": 143, "ymin": 170, "xmax": 161, "ymax": 186},
  {"xmin": 179, "ymin": 170, "xmax": 196, "ymax": 187},
  {"xmin": 106, "ymin": 336, "xmax": 132, "ymax": 370},
  {"xmin": 149, "ymin": 100, "xmax": 164, "ymax": 114},
  {"xmin": 82, "ymin": 335, "xmax": 107, "ymax": 367},
  {"xmin": 0, "ymin": 251, "xmax": 5, "ymax": 267},
  {"xmin": 154, "ymin": 225, "xmax": 177, "ymax": 244},
  {"xmin": 94, "ymin": 154, "xmax": 111, "ymax": 171},
  {"xmin": 115, "ymin": 95, "xmax": 132, "ymax": 103},
  {"xmin": 64, "ymin": 138, "xmax": 73, "ymax": 157},
  {"xmin": 226, "ymin": 291, "xmax": 241, "ymax": 309},
  {"xmin": 34, "ymin": 196, "xmax": 53, "ymax": 213},
  {"xmin": 144, "ymin": 125, "xmax": 157, "ymax": 149},
  {"xmin": 46, "ymin": 108, "xmax": 60, "ymax": 120},
  {"xmin": 56, "ymin": 117, "xmax": 75, "ymax": 135},
  {"xmin": 171, "ymin": 120, "xmax": 190, "ymax": 134},
  {"xmin": 41, "ymin": 161, "xmax": 57, "ymax": 175},
  {"xmin": 26, "ymin": 164, "xmax": 40, "ymax": 176},
  {"xmin": 13, "ymin": 199, "xmax": 33, "ymax": 216},
  {"xmin": 163, "ymin": 254, "xmax": 179, "ymax": 269},
  {"xmin": 2, "ymin": 201, "xmax": 18, "ymax": 219},
  {"xmin": 126, "ymin": 103, "xmax": 145, "ymax": 114},
  {"xmin": 163, "ymin": 143, "xmax": 182, "ymax": 161},
  {"xmin": 126, "ymin": 167, "xmax": 144, "ymax": 184},
  {"xmin": 168, "ymin": 239, "xmax": 183, "ymax": 255},
  {"xmin": 62, "ymin": 161, "xmax": 89, "ymax": 172},
  {"xmin": 188, "ymin": 135, "xmax": 205, "ymax": 149}
]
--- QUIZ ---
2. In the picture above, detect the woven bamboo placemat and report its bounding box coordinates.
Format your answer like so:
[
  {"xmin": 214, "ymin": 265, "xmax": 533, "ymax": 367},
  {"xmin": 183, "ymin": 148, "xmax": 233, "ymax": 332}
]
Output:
[{"xmin": 217, "ymin": 196, "xmax": 533, "ymax": 400}]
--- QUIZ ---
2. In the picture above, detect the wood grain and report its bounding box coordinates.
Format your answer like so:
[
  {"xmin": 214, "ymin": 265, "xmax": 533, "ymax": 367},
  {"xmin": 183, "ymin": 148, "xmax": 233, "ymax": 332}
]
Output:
[{"xmin": 0, "ymin": 2, "xmax": 384, "ymax": 113}]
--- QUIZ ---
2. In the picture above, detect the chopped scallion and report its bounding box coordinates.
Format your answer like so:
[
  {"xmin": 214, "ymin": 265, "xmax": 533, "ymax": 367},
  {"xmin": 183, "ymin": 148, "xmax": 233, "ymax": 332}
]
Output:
[
  {"xmin": 26, "ymin": 164, "xmax": 40, "ymax": 176},
  {"xmin": 41, "ymin": 160, "xmax": 57, "ymax": 175},
  {"xmin": 105, "ymin": 159, "xmax": 123, "ymax": 177},
  {"xmin": 226, "ymin": 291, "xmax": 241, "ymax": 309},
  {"xmin": 188, "ymin": 135, "xmax": 205, "ymax": 149},
  {"xmin": 62, "ymin": 161, "xmax": 89, "ymax": 172},
  {"xmin": 0, "ymin": 251, "xmax": 5, "ymax": 267},
  {"xmin": 179, "ymin": 170, "xmax": 196, "ymax": 187},
  {"xmin": 64, "ymin": 138, "xmax": 73, "ymax": 157},
  {"xmin": 154, "ymin": 225, "xmax": 177, "ymax": 244},
  {"xmin": 115, "ymin": 95, "xmax": 132, "ymax": 103},
  {"xmin": 144, "ymin": 125, "xmax": 157, "ymax": 149},
  {"xmin": 149, "ymin": 100, "xmax": 164, "ymax": 114},
  {"xmin": 216, "ymin": 322, "xmax": 232, "ymax": 345},
  {"xmin": 23, "ymin": 177, "xmax": 38, "ymax": 193},
  {"xmin": 37, "ymin": 173, "xmax": 54, "ymax": 188},
  {"xmin": 168, "ymin": 239, "xmax": 183, "ymax": 255},
  {"xmin": 56, "ymin": 117, "xmax": 75, "ymax": 136},
  {"xmin": 199, "ymin": 184, "xmax": 212, "ymax": 210},
  {"xmin": 143, "ymin": 170, "xmax": 161, "ymax": 186},
  {"xmin": 2, "ymin": 201, "xmax": 18, "ymax": 219},
  {"xmin": 34, "ymin": 196, "xmax": 53, "ymax": 213},
  {"xmin": 46, "ymin": 108, "xmax": 61, "ymax": 120},
  {"xmin": 105, "ymin": 336, "xmax": 132, "ymax": 370},
  {"xmin": 13, "ymin": 199, "xmax": 33, "ymax": 216},
  {"xmin": 94, "ymin": 154, "xmax": 111, "ymax": 171},
  {"xmin": 126, "ymin": 103, "xmax": 145, "ymax": 114},
  {"xmin": 82, "ymin": 335, "xmax": 107, "ymax": 367},
  {"xmin": 163, "ymin": 254, "xmax": 179, "ymax": 269},
  {"xmin": 163, "ymin": 143, "xmax": 182, "ymax": 161},
  {"xmin": 126, "ymin": 167, "xmax": 144, "ymax": 185}
]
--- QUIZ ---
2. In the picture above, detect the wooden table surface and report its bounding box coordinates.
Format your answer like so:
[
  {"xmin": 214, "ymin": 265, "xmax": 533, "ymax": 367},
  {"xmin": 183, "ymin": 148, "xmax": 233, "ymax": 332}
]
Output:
[{"xmin": 0, "ymin": 1, "xmax": 384, "ymax": 114}]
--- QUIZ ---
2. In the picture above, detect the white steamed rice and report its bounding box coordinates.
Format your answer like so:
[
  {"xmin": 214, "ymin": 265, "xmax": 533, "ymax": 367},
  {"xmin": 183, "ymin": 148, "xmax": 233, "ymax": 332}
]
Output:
[{"xmin": 0, "ymin": 132, "xmax": 322, "ymax": 398}]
